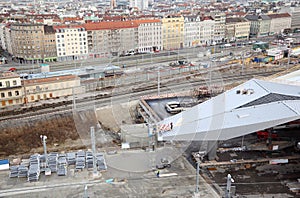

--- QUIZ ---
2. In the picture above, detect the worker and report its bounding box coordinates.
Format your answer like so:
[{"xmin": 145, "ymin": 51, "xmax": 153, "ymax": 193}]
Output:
[{"xmin": 156, "ymin": 170, "xmax": 160, "ymax": 178}]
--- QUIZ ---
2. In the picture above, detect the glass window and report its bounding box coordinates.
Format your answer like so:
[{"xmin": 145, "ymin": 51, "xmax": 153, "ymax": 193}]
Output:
[
  {"xmin": 1, "ymin": 93, "xmax": 5, "ymax": 98},
  {"xmin": 13, "ymin": 80, "xmax": 17, "ymax": 85},
  {"xmin": 8, "ymin": 92, "xmax": 12, "ymax": 97}
]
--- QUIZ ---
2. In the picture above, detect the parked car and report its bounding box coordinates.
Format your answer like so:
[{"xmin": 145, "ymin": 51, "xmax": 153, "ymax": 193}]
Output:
[{"xmin": 8, "ymin": 67, "xmax": 16, "ymax": 72}]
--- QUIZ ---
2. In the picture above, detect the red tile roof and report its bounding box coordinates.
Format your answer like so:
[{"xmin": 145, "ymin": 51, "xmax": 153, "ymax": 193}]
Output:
[
  {"xmin": 268, "ymin": 13, "xmax": 291, "ymax": 19},
  {"xmin": 53, "ymin": 25, "xmax": 85, "ymax": 30},
  {"xmin": 133, "ymin": 19, "xmax": 161, "ymax": 25},
  {"xmin": 63, "ymin": 17, "xmax": 84, "ymax": 21},
  {"xmin": 83, "ymin": 21, "xmax": 139, "ymax": 30},
  {"xmin": 22, "ymin": 75, "xmax": 78, "ymax": 85}
]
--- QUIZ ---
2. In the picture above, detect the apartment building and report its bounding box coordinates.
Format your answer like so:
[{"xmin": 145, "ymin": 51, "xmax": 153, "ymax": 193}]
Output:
[
  {"xmin": 0, "ymin": 72, "xmax": 23, "ymax": 108},
  {"xmin": 54, "ymin": 25, "xmax": 88, "ymax": 61},
  {"xmin": 10, "ymin": 23, "xmax": 57, "ymax": 63},
  {"xmin": 268, "ymin": 13, "xmax": 291, "ymax": 35},
  {"xmin": 184, "ymin": 15, "xmax": 201, "ymax": 48},
  {"xmin": 290, "ymin": 8, "xmax": 300, "ymax": 29},
  {"xmin": 135, "ymin": 19, "xmax": 162, "ymax": 53},
  {"xmin": 212, "ymin": 13, "xmax": 226, "ymax": 44},
  {"xmin": 130, "ymin": 0, "xmax": 148, "ymax": 10},
  {"xmin": 4, "ymin": 24, "xmax": 13, "ymax": 56},
  {"xmin": 22, "ymin": 75, "xmax": 80, "ymax": 104},
  {"xmin": 245, "ymin": 15, "xmax": 271, "ymax": 37},
  {"xmin": 162, "ymin": 15, "xmax": 184, "ymax": 50},
  {"xmin": 225, "ymin": 17, "xmax": 250, "ymax": 42},
  {"xmin": 199, "ymin": 16, "xmax": 215, "ymax": 46},
  {"xmin": 280, "ymin": 7, "xmax": 300, "ymax": 30},
  {"xmin": 84, "ymin": 21, "xmax": 138, "ymax": 57},
  {"xmin": 0, "ymin": 24, "xmax": 6, "ymax": 51}
]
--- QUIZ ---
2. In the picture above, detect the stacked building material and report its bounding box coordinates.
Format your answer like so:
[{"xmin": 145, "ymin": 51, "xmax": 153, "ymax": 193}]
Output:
[
  {"xmin": 86, "ymin": 151, "xmax": 94, "ymax": 169},
  {"xmin": 66, "ymin": 152, "xmax": 76, "ymax": 165},
  {"xmin": 48, "ymin": 153, "xmax": 58, "ymax": 173},
  {"xmin": 96, "ymin": 153, "xmax": 107, "ymax": 171},
  {"xmin": 76, "ymin": 150, "xmax": 85, "ymax": 170},
  {"xmin": 20, "ymin": 159, "xmax": 30, "ymax": 167},
  {"xmin": 18, "ymin": 165, "xmax": 28, "ymax": 178},
  {"xmin": 27, "ymin": 154, "xmax": 40, "ymax": 182},
  {"xmin": 9, "ymin": 166, "xmax": 19, "ymax": 178},
  {"xmin": 39, "ymin": 155, "xmax": 46, "ymax": 169},
  {"xmin": 57, "ymin": 155, "xmax": 68, "ymax": 176}
]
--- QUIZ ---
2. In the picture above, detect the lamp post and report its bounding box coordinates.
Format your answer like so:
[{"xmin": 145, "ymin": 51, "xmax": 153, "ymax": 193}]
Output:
[
  {"xmin": 225, "ymin": 174, "xmax": 234, "ymax": 198},
  {"xmin": 83, "ymin": 185, "xmax": 88, "ymax": 198},
  {"xmin": 195, "ymin": 161, "xmax": 200, "ymax": 193},
  {"xmin": 40, "ymin": 135, "xmax": 48, "ymax": 168},
  {"xmin": 157, "ymin": 67, "xmax": 161, "ymax": 97}
]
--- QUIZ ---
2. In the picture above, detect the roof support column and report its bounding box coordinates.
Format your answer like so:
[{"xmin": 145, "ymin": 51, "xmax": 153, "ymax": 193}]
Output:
[{"xmin": 207, "ymin": 141, "xmax": 218, "ymax": 160}]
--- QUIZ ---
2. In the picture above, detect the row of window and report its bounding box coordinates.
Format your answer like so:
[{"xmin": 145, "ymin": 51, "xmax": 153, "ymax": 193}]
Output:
[
  {"xmin": 58, "ymin": 51, "xmax": 87, "ymax": 56},
  {"xmin": 58, "ymin": 46, "xmax": 86, "ymax": 50},
  {"xmin": 0, "ymin": 90, "xmax": 20, "ymax": 98},
  {"xmin": 56, "ymin": 28, "xmax": 85, "ymax": 33},
  {"xmin": 0, "ymin": 80, "xmax": 17, "ymax": 87},
  {"xmin": 1, "ymin": 99, "xmax": 20, "ymax": 107},
  {"xmin": 57, "ymin": 38, "xmax": 86, "ymax": 42},
  {"xmin": 57, "ymin": 33, "xmax": 86, "ymax": 38},
  {"xmin": 1, "ymin": 93, "xmax": 54, "ymax": 107},
  {"xmin": 29, "ymin": 93, "xmax": 52, "ymax": 101}
]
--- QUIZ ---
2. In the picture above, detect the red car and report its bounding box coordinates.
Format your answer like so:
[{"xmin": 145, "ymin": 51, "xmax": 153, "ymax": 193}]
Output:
[{"xmin": 8, "ymin": 68, "xmax": 16, "ymax": 72}]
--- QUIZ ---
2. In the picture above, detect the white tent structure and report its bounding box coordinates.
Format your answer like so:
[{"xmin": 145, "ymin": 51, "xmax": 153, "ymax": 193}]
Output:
[{"xmin": 157, "ymin": 78, "xmax": 300, "ymax": 142}]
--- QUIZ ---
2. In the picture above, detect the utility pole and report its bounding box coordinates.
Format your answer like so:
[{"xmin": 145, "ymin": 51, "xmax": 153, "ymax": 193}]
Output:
[
  {"xmin": 195, "ymin": 161, "xmax": 200, "ymax": 193},
  {"xmin": 83, "ymin": 185, "xmax": 88, "ymax": 198},
  {"xmin": 40, "ymin": 135, "xmax": 48, "ymax": 168},
  {"xmin": 158, "ymin": 68, "xmax": 160, "ymax": 96},
  {"xmin": 72, "ymin": 87, "xmax": 76, "ymax": 111},
  {"xmin": 90, "ymin": 126, "xmax": 97, "ymax": 176},
  {"xmin": 225, "ymin": 174, "xmax": 234, "ymax": 198},
  {"xmin": 287, "ymin": 41, "xmax": 291, "ymax": 66}
]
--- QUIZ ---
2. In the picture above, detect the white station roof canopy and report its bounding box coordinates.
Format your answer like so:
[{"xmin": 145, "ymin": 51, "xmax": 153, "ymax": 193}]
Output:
[{"xmin": 157, "ymin": 78, "xmax": 300, "ymax": 141}]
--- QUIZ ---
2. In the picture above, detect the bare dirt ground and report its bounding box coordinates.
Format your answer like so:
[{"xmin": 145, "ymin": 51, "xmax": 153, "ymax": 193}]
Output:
[{"xmin": 0, "ymin": 113, "xmax": 80, "ymax": 158}]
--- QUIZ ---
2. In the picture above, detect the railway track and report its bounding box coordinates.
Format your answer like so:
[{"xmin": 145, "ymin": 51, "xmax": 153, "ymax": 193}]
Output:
[{"xmin": 0, "ymin": 69, "xmax": 282, "ymax": 122}]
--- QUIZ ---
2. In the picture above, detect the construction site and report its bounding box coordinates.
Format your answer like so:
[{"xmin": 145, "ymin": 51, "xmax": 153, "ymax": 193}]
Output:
[{"xmin": 1, "ymin": 55, "xmax": 300, "ymax": 197}]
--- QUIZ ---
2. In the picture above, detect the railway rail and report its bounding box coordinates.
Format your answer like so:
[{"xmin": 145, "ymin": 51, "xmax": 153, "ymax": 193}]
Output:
[{"xmin": 0, "ymin": 69, "xmax": 282, "ymax": 122}]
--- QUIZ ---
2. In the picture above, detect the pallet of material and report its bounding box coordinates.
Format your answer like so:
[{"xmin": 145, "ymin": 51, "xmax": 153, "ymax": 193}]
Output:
[{"xmin": 286, "ymin": 182, "xmax": 300, "ymax": 193}]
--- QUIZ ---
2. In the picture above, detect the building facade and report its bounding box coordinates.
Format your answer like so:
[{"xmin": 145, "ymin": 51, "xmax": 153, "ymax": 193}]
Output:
[
  {"xmin": 0, "ymin": 24, "xmax": 7, "ymax": 51},
  {"xmin": 290, "ymin": 8, "xmax": 300, "ymax": 30},
  {"xmin": 0, "ymin": 72, "xmax": 23, "ymax": 108},
  {"xmin": 4, "ymin": 24, "xmax": 13, "ymax": 56},
  {"xmin": 184, "ymin": 15, "xmax": 201, "ymax": 48},
  {"xmin": 225, "ymin": 17, "xmax": 250, "ymax": 42},
  {"xmin": 10, "ymin": 23, "xmax": 57, "ymax": 63},
  {"xmin": 136, "ymin": 19, "xmax": 162, "ymax": 53},
  {"xmin": 129, "ymin": 0, "xmax": 148, "ymax": 10},
  {"xmin": 84, "ymin": 21, "xmax": 139, "ymax": 57},
  {"xmin": 268, "ymin": 13, "xmax": 291, "ymax": 35},
  {"xmin": 212, "ymin": 13, "xmax": 226, "ymax": 44},
  {"xmin": 245, "ymin": 15, "xmax": 271, "ymax": 38},
  {"xmin": 162, "ymin": 15, "xmax": 184, "ymax": 50},
  {"xmin": 199, "ymin": 16, "xmax": 215, "ymax": 46},
  {"xmin": 280, "ymin": 7, "xmax": 300, "ymax": 30},
  {"xmin": 54, "ymin": 25, "xmax": 88, "ymax": 61},
  {"xmin": 22, "ymin": 75, "xmax": 80, "ymax": 104}
]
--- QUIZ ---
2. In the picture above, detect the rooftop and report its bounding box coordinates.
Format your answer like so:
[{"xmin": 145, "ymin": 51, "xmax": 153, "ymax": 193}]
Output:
[
  {"xmin": 268, "ymin": 13, "xmax": 291, "ymax": 18},
  {"xmin": 158, "ymin": 79, "xmax": 300, "ymax": 141},
  {"xmin": 83, "ymin": 20, "xmax": 139, "ymax": 30}
]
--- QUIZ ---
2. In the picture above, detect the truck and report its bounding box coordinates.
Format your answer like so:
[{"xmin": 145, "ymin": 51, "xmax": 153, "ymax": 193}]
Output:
[
  {"xmin": 169, "ymin": 60, "xmax": 189, "ymax": 67},
  {"xmin": 256, "ymin": 130, "xmax": 278, "ymax": 140}
]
